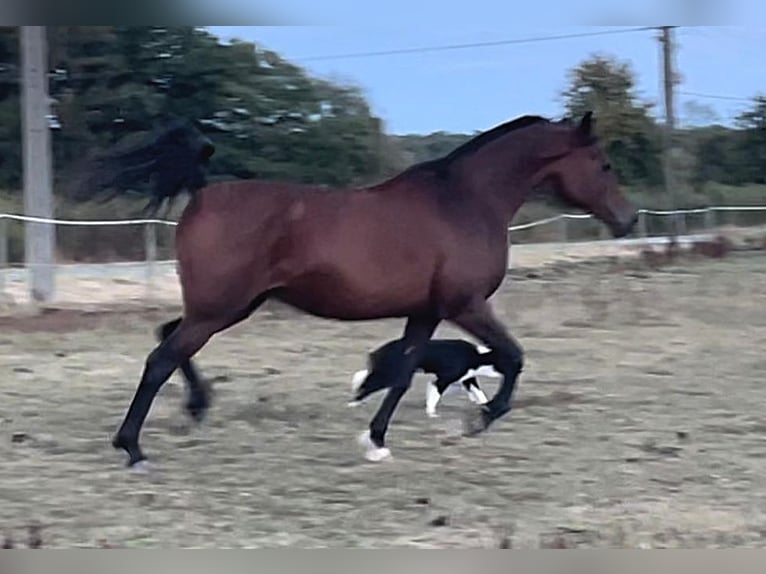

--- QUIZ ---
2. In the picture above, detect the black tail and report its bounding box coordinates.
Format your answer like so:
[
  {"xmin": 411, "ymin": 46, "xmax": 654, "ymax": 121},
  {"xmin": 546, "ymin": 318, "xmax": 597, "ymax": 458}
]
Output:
[{"xmin": 77, "ymin": 118, "xmax": 215, "ymax": 215}]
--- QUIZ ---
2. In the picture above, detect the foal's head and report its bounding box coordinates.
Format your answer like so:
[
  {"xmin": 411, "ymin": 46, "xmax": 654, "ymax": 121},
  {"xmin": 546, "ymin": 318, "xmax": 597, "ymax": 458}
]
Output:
[{"xmin": 539, "ymin": 112, "xmax": 638, "ymax": 238}]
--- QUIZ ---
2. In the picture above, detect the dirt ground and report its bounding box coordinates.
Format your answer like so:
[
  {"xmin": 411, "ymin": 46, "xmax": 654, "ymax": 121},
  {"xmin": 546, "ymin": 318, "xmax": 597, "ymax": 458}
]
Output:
[{"xmin": 2, "ymin": 252, "xmax": 766, "ymax": 548}]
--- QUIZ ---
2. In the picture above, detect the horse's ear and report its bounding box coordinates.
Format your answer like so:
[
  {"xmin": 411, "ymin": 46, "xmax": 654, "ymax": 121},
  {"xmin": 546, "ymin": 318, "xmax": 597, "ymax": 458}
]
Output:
[{"xmin": 575, "ymin": 111, "xmax": 597, "ymax": 146}]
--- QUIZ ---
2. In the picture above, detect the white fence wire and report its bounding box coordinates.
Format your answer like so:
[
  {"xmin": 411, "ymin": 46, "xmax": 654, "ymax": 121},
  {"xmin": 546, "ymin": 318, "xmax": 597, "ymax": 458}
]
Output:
[
  {"xmin": 1, "ymin": 205, "xmax": 766, "ymax": 302},
  {"xmin": 3, "ymin": 204, "xmax": 766, "ymax": 231}
]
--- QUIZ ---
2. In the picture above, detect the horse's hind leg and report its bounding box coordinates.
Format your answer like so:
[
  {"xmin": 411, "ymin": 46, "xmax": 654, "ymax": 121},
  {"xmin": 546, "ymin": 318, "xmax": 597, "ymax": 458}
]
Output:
[
  {"xmin": 112, "ymin": 317, "xmax": 220, "ymax": 468},
  {"xmin": 157, "ymin": 318, "xmax": 210, "ymax": 422},
  {"xmin": 113, "ymin": 294, "xmax": 268, "ymax": 468}
]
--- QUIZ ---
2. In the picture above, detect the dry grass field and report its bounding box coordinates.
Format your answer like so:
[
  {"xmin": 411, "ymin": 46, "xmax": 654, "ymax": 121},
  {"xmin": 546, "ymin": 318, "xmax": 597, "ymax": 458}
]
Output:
[{"xmin": 1, "ymin": 251, "xmax": 766, "ymax": 547}]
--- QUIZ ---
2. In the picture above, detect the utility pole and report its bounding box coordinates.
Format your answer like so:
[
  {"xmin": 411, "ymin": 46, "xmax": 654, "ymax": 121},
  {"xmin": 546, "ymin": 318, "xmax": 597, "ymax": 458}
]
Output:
[
  {"xmin": 659, "ymin": 26, "xmax": 683, "ymax": 236},
  {"xmin": 20, "ymin": 26, "xmax": 55, "ymax": 303}
]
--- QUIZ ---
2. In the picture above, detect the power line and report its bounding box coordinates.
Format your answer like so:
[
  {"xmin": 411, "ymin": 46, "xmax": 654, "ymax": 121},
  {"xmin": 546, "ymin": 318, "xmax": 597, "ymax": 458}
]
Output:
[
  {"xmin": 678, "ymin": 90, "xmax": 756, "ymax": 103},
  {"xmin": 295, "ymin": 27, "xmax": 657, "ymax": 62}
]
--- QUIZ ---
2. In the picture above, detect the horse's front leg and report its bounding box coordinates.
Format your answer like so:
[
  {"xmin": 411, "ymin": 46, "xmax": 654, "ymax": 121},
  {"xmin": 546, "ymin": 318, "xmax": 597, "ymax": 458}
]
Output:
[
  {"xmin": 448, "ymin": 300, "xmax": 524, "ymax": 436},
  {"xmin": 359, "ymin": 315, "xmax": 439, "ymax": 461}
]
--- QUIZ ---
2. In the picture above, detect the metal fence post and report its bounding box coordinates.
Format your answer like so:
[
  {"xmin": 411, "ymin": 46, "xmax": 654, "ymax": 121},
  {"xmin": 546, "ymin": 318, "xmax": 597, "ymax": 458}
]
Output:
[{"xmin": 144, "ymin": 221, "xmax": 157, "ymax": 296}]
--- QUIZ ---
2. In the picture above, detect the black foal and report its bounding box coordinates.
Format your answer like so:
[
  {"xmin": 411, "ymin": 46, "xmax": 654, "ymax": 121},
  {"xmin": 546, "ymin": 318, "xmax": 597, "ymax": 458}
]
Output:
[{"xmin": 349, "ymin": 339, "xmax": 500, "ymax": 419}]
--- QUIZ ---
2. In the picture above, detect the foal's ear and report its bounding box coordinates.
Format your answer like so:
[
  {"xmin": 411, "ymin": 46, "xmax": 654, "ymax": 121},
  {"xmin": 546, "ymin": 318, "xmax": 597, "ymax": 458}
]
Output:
[{"xmin": 574, "ymin": 111, "xmax": 598, "ymax": 146}]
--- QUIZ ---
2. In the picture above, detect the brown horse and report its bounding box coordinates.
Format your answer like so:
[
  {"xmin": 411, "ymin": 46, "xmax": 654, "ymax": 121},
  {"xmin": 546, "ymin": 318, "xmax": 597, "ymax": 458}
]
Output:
[{"xmin": 90, "ymin": 112, "xmax": 637, "ymax": 468}]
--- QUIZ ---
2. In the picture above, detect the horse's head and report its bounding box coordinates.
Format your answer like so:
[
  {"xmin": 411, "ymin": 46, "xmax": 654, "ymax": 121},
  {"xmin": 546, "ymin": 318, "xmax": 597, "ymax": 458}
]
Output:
[{"xmin": 539, "ymin": 112, "xmax": 638, "ymax": 238}]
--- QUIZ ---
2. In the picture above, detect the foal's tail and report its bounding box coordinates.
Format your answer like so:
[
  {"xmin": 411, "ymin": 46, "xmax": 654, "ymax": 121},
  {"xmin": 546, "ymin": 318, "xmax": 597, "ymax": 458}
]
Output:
[{"xmin": 77, "ymin": 117, "xmax": 215, "ymax": 215}]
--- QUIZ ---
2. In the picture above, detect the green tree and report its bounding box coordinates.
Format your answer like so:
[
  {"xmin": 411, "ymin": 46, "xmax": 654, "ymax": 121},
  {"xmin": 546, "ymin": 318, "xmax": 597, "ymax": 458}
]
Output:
[
  {"xmin": 561, "ymin": 53, "xmax": 663, "ymax": 187},
  {"xmin": 736, "ymin": 95, "xmax": 766, "ymax": 184},
  {"xmin": 0, "ymin": 26, "xmax": 404, "ymax": 194},
  {"xmin": 0, "ymin": 27, "xmax": 20, "ymax": 189},
  {"xmin": 393, "ymin": 131, "xmax": 472, "ymax": 166}
]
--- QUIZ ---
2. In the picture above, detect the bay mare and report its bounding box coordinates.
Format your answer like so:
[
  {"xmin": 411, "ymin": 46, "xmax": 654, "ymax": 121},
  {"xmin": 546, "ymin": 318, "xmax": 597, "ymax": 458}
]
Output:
[{"xmin": 88, "ymin": 112, "xmax": 638, "ymax": 468}]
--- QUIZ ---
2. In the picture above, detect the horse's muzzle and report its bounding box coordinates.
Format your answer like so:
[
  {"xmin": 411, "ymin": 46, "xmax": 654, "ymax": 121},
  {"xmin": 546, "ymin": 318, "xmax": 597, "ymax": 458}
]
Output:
[{"xmin": 610, "ymin": 211, "xmax": 639, "ymax": 239}]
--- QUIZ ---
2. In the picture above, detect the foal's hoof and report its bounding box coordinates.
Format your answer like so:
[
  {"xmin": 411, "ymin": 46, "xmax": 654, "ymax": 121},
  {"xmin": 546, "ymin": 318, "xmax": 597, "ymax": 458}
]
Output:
[
  {"xmin": 357, "ymin": 431, "xmax": 393, "ymax": 463},
  {"xmin": 462, "ymin": 404, "xmax": 510, "ymax": 437}
]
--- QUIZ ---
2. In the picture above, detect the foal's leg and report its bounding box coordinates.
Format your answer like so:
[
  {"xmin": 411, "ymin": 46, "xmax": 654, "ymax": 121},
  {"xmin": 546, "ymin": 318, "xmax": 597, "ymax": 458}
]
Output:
[
  {"xmin": 460, "ymin": 377, "xmax": 489, "ymax": 405},
  {"xmin": 426, "ymin": 376, "xmax": 456, "ymax": 418},
  {"xmin": 157, "ymin": 318, "xmax": 210, "ymax": 422},
  {"xmin": 425, "ymin": 368, "xmax": 465, "ymax": 417},
  {"xmin": 360, "ymin": 316, "xmax": 439, "ymax": 461},
  {"xmin": 449, "ymin": 301, "xmax": 524, "ymax": 436}
]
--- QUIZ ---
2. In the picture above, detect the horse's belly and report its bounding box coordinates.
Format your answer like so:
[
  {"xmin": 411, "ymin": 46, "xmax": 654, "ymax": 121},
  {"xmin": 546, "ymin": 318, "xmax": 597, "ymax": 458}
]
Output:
[{"xmin": 277, "ymin": 267, "xmax": 432, "ymax": 320}]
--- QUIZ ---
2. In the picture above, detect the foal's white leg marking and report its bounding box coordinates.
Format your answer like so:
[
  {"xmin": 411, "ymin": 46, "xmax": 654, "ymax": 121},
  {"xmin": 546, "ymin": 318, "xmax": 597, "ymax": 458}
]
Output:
[
  {"xmin": 459, "ymin": 366, "xmax": 497, "ymax": 405},
  {"xmin": 425, "ymin": 381, "xmax": 441, "ymax": 417},
  {"xmin": 357, "ymin": 430, "xmax": 392, "ymax": 462},
  {"xmin": 468, "ymin": 387, "xmax": 489, "ymax": 405},
  {"xmin": 458, "ymin": 369, "xmax": 482, "ymax": 404},
  {"xmin": 351, "ymin": 369, "xmax": 369, "ymax": 392}
]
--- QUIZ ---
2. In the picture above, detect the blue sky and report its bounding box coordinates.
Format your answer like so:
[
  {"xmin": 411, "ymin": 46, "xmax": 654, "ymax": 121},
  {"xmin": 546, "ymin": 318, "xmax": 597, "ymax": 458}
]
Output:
[{"xmin": 207, "ymin": 25, "xmax": 765, "ymax": 135}]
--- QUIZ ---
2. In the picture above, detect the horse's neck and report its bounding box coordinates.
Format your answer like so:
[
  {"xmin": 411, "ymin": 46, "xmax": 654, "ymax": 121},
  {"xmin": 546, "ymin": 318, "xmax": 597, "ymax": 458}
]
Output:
[
  {"xmin": 458, "ymin": 124, "xmax": 569, "ymax": 223},
  {"xmin": 456, "ymin": 146, "xmax": 540, "ymax": 222}
]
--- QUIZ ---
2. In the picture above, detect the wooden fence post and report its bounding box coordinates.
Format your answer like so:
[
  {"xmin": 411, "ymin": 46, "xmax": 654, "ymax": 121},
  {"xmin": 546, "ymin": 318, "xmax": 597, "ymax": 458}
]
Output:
[
  {"xmin": 144, "ymin": 222, "xmax": 156, "ymax": 296},
  {"xmin": 704, "ymin": 208, "xmax": 716, "ymax": 232},
  {"xmin": 638, "ymin": 211, "xmax": 648, "ymax": 238},
  {"xmin": 0, "ymin": 218, "xmax": 7, "ymax": 298}
]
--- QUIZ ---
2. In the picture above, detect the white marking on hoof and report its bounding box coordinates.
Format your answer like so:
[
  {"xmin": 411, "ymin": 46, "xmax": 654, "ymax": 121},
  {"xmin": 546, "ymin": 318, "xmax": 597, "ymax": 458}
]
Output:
[
  {"xmin": 365, "ymin": 446, "xmax": 392, "ymax": 462},
  {"xmin": 129, "ymin": 460, "xmax": 151, "ymax": 475},
  {"xmin": 357, "ymin": 430, "xmax": 392, "ymax": 463}
]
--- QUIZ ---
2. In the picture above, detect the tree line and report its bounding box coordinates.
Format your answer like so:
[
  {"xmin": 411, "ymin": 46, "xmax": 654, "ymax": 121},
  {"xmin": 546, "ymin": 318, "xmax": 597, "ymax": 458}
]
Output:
[{"xmin": 0, "ymin": 27, "xmax": 764, "ymax": 199}]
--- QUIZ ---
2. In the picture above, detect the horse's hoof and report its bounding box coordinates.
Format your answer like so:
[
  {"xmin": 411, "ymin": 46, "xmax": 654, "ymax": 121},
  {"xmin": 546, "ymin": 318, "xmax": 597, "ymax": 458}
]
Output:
[
  {"xmin": 187, "ymin": 406, "xmax": 207, "ymax": 423},
  {"xmin": 426, "ymin": 411, "xmax": 439, "ymax": 419},
  {"xmin": 462, "ymin": 404, "xmax": 510, "ymax": 437},
  {"xmin": 365, "ymin": 446, "xmax": 392, "ymax": 463},
  {"xmin": 357, "ymin": 430, "xmax": 393, "ymax": 463},
  {"xmin": 462, "ymin": 411, "xmax": 487, "ymax": 437},
  {"xmin": 347, "ymin": 400, "xmax": 361, "ymax": 408},
  {"xmin": 128, "ymin": 459, "xmax": 151, "ymax": 474},
  {"xmin": 186, "ymin": 396, "xmax": 209, "ymax": 423}
]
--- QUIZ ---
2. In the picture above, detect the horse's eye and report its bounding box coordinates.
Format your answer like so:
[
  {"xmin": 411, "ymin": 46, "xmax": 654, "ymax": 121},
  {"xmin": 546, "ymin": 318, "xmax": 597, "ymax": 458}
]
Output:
[{"xmin": 602, "ymin": 163, "xmax": 611, "ymax": 172}]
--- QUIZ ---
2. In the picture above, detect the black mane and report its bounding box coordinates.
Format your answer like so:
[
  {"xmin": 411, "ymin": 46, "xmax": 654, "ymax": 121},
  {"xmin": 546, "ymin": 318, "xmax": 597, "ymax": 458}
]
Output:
[
  {"xmin": 442, "ymin": 115, "xmax": 549, "ymax": 164},
  {"xmin": 386, "ymin": 115, "xmax": 550, "ymax": 185}
]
